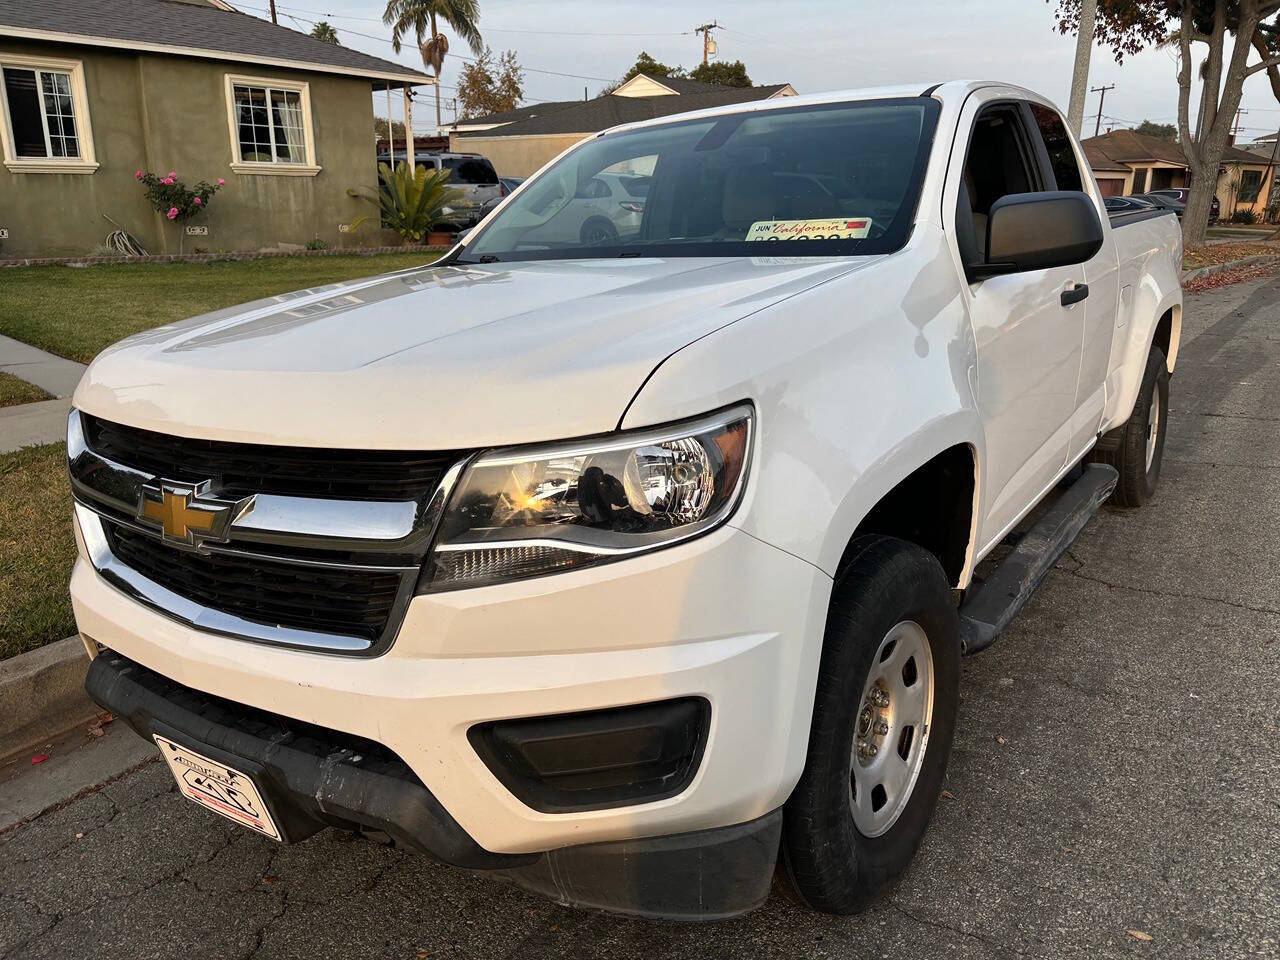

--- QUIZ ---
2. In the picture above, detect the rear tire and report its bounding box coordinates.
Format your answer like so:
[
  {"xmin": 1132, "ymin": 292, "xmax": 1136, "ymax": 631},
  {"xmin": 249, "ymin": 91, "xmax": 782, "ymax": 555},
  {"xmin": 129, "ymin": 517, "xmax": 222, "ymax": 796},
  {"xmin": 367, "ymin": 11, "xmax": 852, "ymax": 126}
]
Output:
[
  {"xmin": 781, "ymin": 536, "xmax": 960, "ymax": 915},
  {"xmin": 1091, "ymin": 346, "xmax": 1169, "ymax": 508},
  {"xmin": 579, "ymin": 218, "xmax": 618, "ymax": 246}
]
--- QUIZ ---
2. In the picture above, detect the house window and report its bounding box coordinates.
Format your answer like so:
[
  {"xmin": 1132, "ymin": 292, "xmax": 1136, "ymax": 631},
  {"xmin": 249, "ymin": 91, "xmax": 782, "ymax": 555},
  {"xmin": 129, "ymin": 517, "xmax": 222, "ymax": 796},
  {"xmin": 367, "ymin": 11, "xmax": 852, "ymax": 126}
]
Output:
[
  {"xmin": 1239, "ymin": 169, "xmax": 1262, "ymax": 203},
  {"xmin": 224, "ymin": 75, "xmax": 319, "ymax": 175},
  {"xmin": 0, "ymin": 55, "xmax": 96, "ymax": 173}
]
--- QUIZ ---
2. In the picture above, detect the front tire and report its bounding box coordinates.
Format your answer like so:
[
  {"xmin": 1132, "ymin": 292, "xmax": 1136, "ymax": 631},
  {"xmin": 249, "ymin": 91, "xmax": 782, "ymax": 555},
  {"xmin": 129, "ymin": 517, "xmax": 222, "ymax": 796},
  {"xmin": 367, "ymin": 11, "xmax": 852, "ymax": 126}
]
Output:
[
  {"xmin": 782, "ymin": 536, "xmax": 960, "ymax": 914},
  {"xmin": 1091, "ymin": 346, "xmax": 1169, "ymax": 508}
]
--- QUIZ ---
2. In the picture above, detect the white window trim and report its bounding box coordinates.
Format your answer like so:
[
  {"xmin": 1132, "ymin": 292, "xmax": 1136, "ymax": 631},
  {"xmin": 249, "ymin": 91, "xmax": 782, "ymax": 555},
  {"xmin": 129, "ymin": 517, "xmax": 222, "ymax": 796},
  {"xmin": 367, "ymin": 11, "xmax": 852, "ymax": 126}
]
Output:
[
  {"xmin": 0, "ymin": 53, "xmax": 97, "ymax": 174},
  {"xmin": 223, "ymin": 73, "xmax": 321, "ymax": 177}
]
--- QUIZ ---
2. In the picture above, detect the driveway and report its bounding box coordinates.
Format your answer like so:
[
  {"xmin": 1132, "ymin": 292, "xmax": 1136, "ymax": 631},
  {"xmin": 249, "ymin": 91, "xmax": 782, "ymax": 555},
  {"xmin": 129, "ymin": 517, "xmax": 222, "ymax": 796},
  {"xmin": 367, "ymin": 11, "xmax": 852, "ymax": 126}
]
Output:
[{"xmin": 2, "ymin": 278, "xmax": 1278, "ymax": 960}]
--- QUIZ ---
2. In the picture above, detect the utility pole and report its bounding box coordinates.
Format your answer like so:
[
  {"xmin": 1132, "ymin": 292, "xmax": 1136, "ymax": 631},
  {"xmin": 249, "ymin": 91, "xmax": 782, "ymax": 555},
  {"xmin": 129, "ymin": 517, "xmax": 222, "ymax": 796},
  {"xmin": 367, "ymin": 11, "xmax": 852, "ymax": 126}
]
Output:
[
  {"xmin": 1232, "ymin": 107, "xmax": 1249, "ymax": 143},
  {"xmin": 1067, "ymin": 0, "xmax": 1098, "ymax": 137},
  {"xmin": 1090, "ymin": 83, "xmax": 1115, "ymax": 138},
  {"xmin": 694, "ymin": 22, "xmax": 720, "ymax": 65},
  {"xmin": 268, "ymin": 0, "xmax": 277, "ymax": 24}
]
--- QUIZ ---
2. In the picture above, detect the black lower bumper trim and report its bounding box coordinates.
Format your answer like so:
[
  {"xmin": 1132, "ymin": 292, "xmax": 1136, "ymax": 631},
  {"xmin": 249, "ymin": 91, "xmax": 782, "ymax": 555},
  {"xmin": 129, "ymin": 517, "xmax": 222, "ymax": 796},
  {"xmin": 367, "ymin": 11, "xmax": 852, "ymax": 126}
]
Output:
[
  {"xmin": 86, "ymin": 649, "xmax": 782, "ymax": 919},
  {"xmin": 496, "ymin": 809, "xmax": 783, "ymax": 920},
  {"xmin": 85, "ymin": 649, "xmax": 530, "ymax": 869}
]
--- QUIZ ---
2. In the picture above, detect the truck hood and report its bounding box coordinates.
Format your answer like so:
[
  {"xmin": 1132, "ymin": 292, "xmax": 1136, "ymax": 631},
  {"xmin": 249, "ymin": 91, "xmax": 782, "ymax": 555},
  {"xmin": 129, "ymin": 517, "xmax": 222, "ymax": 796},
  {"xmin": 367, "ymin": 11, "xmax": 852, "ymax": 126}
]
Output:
[{"xmin": 74, "ymin": 256, "xmax": 878, "ymax": 448}]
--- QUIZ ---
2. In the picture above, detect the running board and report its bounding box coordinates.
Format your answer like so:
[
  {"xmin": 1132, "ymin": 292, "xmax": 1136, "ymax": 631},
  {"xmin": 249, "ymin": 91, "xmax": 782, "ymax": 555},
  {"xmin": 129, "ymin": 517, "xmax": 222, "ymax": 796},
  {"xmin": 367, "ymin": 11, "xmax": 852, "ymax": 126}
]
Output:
[{"xmin": 959, "ymin": 463, "xmax": 1118, "ymax": 656}]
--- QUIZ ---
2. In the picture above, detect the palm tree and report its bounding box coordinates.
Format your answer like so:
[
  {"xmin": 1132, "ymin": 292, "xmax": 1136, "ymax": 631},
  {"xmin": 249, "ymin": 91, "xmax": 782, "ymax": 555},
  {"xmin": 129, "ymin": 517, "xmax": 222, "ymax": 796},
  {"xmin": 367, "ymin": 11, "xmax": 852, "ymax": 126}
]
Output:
[
  {"xmin": 383, "ymin": 0, "xmax": 482, "ymax": 131},
  {"xmin": 309, "ymin": 21, "xmax": 340, "ymax": 44}
]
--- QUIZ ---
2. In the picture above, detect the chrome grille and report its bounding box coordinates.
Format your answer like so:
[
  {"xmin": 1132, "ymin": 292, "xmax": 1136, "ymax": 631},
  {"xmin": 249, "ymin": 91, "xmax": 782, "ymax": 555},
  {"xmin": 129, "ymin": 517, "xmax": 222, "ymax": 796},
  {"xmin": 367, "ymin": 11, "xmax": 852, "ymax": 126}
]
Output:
[
  {"xmin": 106, "ymin": 524, "xmax": 404, "ymax": 643},
  {"xmin": 82, "ymin": 413, "xmax": 465, "ymax": 501},
  {"xmin": 68, "ymin": 409, "xmax": 468, "ymax": 655}
]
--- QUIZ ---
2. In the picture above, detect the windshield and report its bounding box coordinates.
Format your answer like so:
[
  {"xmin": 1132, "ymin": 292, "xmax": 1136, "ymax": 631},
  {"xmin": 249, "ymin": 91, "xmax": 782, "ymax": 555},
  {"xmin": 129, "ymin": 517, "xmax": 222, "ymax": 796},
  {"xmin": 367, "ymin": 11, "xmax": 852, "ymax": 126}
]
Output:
[{"xmin": 457, "ymin": 97, "xmax": 940, "ymax": 263}]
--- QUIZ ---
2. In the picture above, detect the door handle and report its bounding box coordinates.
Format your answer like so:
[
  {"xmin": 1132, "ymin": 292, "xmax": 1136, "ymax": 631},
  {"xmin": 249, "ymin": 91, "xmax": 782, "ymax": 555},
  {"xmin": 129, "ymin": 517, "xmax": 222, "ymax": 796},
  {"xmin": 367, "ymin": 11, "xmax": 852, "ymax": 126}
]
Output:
[{"xmin": 1061, "ymin": 283, "xmax": 1089, "ymax": 307}]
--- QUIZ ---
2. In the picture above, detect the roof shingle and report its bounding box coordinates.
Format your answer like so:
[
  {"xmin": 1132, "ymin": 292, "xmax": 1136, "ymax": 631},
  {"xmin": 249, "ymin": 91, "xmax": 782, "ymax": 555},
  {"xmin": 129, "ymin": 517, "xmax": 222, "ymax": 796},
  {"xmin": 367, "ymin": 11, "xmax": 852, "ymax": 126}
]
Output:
[
  {"xmin": 456, "ymin": 81, "xmax": 792, "ymax": 138},
  {"xmin": 1081, "ymin": 128, "xmax": 1263, "ymax": 167},
  {"xmin": 0, "ymin": 0, "xmax": 430, "ymax": 82}
]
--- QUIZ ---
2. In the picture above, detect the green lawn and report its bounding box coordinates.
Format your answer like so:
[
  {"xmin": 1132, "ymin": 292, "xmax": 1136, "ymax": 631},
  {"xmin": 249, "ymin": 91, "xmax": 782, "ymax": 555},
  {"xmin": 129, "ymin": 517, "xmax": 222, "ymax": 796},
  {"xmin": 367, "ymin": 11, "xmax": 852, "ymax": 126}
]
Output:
[
  {"xmin": 1, "ymin": 443, "xmax": 76, "ymax": 660},
  {"xmin": 0, "ymin": 252, "xmax": 441, "ymax": 364},
  {"xmin": 0, "ymin": 372, "xmax": 51, "ymax": 408}
]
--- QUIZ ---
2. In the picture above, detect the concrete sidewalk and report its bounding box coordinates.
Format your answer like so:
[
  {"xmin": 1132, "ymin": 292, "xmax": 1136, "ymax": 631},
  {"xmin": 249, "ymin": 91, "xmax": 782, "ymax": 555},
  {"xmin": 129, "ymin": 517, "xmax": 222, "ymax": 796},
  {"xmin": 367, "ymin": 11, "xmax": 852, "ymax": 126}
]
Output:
[
  {"xmin": 0, "ymin": 397, "xmax": 71, "ymax": 453},
  {"xmin": 0, "ymin": 334, "xmax": 86, "ymax": 398}
]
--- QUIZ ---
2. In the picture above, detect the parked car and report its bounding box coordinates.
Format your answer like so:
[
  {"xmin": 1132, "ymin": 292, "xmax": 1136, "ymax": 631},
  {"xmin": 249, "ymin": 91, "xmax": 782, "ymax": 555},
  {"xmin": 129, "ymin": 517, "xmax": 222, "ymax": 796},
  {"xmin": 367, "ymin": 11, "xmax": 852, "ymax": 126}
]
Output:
[
  {"xmin": 70, "ymin": 82, "xmax": 1181, "ymax": 922},
  {"xmin": 1103, "ymin": 195, "xmax": 1155, "ymax": 213},
  {"xmin": 1136, "ymin": 192, "xmax": 1186, "ymax": 218},
  {"xmin": 1147, "ymin": 187, "xmax": 1220, "ymax": 221},
  {"xmin": 513, "ymin": 171, "xmax": 651, "ymax": 246},
  {"xmin": 376, "ymin": 151, "xmax": 502, "ymax": 225},
  {"xmin": 500, "ymin": 176, "xmax": 524, "ymax": 194}
]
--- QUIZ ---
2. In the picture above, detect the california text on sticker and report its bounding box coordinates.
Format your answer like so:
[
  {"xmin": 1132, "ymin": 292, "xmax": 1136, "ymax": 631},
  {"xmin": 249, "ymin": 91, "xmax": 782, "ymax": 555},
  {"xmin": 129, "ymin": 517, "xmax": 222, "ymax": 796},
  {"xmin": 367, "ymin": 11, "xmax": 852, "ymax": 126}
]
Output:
[{"xmin": 745, "ymin": 218, "xmax": 873, "ymax": 241}]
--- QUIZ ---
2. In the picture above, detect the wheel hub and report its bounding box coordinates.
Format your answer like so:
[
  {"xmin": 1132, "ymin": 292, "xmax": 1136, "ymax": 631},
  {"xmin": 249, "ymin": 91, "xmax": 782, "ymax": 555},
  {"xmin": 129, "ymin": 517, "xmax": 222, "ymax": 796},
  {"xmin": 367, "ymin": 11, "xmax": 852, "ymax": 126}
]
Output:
[{"xmin": 848, "ymin": 620, "xmax": 935, "ymax": 837}]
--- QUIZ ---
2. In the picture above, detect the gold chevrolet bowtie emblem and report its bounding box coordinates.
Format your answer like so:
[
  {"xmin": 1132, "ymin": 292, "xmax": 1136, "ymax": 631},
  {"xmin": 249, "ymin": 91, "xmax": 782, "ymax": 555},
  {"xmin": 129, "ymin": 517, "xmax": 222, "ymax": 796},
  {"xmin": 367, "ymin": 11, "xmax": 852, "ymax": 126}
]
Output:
[{"xmin": 136, "ymin": 480, "xmax": 254, "ymax": 547}]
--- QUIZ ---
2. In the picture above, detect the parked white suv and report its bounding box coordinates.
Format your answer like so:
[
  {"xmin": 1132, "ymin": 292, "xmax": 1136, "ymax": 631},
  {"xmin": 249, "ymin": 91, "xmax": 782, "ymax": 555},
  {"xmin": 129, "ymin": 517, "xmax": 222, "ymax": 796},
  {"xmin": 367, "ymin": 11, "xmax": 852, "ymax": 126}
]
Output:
[{"xmin": 70, "ymin": 82, "xmax": 1181, "ymax": 920}]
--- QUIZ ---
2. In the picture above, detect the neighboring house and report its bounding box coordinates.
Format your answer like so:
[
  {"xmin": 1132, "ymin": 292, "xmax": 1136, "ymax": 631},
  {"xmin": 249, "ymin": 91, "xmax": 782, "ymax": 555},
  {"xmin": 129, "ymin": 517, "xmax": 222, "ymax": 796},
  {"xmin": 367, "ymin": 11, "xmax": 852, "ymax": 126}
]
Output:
[
  {"xmin": 450, "ymin": 73, "xmax": 797, "ymax": 178},
  {"xmin": 0, "ymin": 0, "xmax": 431, "ymax": 258},
  {"xmin": 1081, "ymin": 128, "xmax": 1274, "ymax": 217}
]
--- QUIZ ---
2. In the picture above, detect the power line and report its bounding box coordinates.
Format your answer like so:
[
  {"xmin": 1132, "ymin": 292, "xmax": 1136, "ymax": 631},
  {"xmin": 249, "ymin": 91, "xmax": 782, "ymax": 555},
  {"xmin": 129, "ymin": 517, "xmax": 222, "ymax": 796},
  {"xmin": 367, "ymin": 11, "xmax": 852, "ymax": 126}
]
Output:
[
  {"xmin": 235, "ymin": 4, "xmax": 614, "ymax": 81},
  {"xmin": 266, "ymin": 2, "xmax": 688, "ymax": 36}
]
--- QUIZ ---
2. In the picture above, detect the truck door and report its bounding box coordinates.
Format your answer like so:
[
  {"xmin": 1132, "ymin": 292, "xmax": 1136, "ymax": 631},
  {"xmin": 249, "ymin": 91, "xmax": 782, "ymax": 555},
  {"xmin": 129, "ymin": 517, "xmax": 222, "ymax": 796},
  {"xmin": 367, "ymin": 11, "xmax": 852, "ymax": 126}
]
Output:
[
  {"xmin": 948, "ymin": 97, "xmax": 1086, "ymax": 552},
  {"xmin": 1026, "ymin": 101, "xmax": 1119, "ymax": 460}
]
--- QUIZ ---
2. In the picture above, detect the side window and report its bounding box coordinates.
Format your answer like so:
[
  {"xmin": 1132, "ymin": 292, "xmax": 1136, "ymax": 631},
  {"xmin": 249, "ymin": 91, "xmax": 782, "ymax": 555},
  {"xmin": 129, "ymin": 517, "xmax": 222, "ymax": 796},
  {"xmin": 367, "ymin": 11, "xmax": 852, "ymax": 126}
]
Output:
[
  {"xmin": 957, "ymin": 104, "xmax": 1041, "ymax": 265},
  {"xmin": 1029, "ymin": 102, "xmax": 1084, "ymax": 192},
  {"xmin": 574, "ymin": 177, "xmax": 609, "ymax": 199}
]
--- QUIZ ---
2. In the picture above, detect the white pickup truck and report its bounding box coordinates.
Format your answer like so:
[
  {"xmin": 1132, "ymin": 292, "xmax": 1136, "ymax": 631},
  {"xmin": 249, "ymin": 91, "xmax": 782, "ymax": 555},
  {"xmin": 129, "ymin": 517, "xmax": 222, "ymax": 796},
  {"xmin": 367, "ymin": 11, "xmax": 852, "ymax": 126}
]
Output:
[{"xmin": 68, "ymin": 81, "xmax": 1181, "ymax": 920}]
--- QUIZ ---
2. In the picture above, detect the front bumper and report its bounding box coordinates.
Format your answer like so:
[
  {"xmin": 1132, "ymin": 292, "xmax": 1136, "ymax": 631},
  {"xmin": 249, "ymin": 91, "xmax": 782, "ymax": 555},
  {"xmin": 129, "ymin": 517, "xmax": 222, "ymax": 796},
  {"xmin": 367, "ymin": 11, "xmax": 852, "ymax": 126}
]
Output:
[
  {"xmin": 87, "ymin": 647, "xmax": 782, "ymax": 919},
  {"xmin": 70, "ymin": 521, "xmax": 830, "ymax": 857}
]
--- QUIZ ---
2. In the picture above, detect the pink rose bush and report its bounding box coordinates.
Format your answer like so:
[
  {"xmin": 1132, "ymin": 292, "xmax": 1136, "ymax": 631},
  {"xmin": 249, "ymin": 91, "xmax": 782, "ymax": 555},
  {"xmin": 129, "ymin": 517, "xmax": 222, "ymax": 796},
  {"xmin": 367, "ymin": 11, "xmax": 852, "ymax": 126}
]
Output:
[{"xmin": 135, "ymin": 168, "xmax": 223, "ymax": 225}]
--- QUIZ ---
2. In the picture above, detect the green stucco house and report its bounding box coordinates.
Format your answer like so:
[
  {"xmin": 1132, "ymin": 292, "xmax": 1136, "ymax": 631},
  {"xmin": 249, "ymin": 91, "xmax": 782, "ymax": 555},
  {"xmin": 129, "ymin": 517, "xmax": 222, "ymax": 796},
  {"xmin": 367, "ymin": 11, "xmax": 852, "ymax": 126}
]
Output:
[{"xmin": 0, "ymin": 0, "xmax": 430, "ymax": 257}]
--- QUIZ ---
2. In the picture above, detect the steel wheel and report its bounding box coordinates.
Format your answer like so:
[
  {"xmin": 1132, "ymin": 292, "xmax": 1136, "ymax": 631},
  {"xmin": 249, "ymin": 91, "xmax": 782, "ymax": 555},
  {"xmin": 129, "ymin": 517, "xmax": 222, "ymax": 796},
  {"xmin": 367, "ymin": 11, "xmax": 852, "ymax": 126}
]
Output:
[
  {"xmin": 849, "ymin": 620, "xmax": 935, "ymax": 837},
  {"xmin": 1145, "ymin": 389, "xmax": 1161, "ymax": 472}
]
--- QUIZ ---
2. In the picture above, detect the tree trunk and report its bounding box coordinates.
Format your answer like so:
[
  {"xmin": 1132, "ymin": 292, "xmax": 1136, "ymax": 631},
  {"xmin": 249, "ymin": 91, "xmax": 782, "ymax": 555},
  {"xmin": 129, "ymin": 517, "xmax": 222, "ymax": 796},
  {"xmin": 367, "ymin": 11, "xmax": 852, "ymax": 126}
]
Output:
[
  {"xmin": 431, "ymin": 11, "xmax": 442, "ymax": 132},
  {"xmin": 1067, "ymin": 0, "xmax": 1097, "ymax": 136},
  {"xmin": 1184, "ymin": 165, "xmax": 1219, "ymax": 244},
  {"xmin": 1177, "ymin": 0, "xmax": 1266, "ymax": 248}
]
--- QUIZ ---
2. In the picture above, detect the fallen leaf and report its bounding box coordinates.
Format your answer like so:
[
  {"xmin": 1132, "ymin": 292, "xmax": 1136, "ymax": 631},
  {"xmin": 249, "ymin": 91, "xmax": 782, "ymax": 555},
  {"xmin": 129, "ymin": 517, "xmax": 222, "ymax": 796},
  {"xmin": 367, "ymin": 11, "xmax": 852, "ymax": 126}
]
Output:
[
  {"xmin": 995, "ymin": 735, "xmax": 1007, "ymax": 745},
  {"xmin": 75, "ymin": 832, "xmax": 84, "ymax": 840},
  {"xmin": 1126, "ymin": 930, "xmax": 1153, "ymax": 942},
  {"xmin": 940, "ymin": 789, "xmax": 956, "ymax": 800},
  {"xmin": 87, "ymin": 726, "xmax": 105, "ymax": 738},
  {"xmin": 261, "ymin": 874, "xmax": 280, "ymax": 885},
  {"xmin": 31, "ymin": 753, "xmax": 48, "ymax": 765}
]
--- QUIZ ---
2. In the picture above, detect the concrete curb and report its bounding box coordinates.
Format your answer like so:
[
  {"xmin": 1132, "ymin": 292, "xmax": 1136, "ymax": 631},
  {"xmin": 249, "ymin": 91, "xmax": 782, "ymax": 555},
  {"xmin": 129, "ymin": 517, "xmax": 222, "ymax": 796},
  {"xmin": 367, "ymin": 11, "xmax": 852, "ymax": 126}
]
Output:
[
  {"xmin": 1181, "ymin": 255, "xmax": 1280, "ymax": 285},
  {"xmin": 0, "ymin": 636, "xmax": 97, "ymax": 756}
]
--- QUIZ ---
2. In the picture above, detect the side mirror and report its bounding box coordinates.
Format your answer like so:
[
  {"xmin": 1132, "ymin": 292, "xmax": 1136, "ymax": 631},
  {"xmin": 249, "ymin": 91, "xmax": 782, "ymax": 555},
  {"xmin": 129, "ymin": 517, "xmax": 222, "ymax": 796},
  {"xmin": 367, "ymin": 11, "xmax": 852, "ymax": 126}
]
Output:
[{"xmin": 972, "ymin": 191, "xmax": 1104, "ymax": 280}]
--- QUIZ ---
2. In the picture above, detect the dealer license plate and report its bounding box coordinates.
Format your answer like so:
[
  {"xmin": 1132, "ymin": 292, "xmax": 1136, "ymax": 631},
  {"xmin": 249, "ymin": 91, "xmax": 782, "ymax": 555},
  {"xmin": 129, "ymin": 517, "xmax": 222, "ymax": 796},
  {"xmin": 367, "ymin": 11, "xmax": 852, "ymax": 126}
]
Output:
[{"xmin": 154, "ymin": 735, "xmax": 281, "ymax": 841}]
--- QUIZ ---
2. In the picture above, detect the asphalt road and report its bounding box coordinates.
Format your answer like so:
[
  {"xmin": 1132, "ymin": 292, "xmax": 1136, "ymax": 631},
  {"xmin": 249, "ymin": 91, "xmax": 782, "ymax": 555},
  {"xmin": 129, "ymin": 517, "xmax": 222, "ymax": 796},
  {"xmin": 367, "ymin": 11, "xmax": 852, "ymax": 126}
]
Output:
[{"xmin": 4, "ymin": 278, "xmax": 1280, "ymax": 960}]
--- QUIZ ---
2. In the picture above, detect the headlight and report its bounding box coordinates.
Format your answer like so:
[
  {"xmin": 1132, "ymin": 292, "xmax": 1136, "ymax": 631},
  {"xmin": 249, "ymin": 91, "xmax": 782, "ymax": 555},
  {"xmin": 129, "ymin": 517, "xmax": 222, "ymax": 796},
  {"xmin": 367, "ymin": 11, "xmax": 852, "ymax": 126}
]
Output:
[{"xmin": 422, "ymin": 405, "xmax": 753, "ymax": 590}]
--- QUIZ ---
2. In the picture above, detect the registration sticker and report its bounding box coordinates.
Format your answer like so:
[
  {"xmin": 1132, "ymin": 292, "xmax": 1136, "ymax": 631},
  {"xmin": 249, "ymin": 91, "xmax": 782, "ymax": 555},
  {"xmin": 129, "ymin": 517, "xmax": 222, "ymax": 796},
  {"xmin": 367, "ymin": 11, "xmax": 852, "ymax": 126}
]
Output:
[
  {"xmin": 745, "ymin": 218, "xmax": 872, "ymax": 241},
  {"xmin": 154, "ymin": 735, "xmax": 281, "ymax": 841}
]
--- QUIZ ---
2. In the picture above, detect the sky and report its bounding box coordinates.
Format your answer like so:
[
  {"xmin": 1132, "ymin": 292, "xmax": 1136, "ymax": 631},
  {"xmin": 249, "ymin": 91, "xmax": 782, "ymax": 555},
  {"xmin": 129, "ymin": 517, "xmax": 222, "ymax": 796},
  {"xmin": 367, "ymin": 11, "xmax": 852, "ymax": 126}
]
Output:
[{"xmin": 232, "ymin": 0, "xmax": 1280, "ymax": 142}]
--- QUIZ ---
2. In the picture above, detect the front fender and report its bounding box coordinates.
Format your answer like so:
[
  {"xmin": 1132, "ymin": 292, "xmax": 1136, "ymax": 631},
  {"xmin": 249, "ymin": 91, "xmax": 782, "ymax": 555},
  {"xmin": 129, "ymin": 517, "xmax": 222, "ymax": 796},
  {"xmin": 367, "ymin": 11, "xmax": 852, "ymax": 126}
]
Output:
[{"xmin": 621, "ymin": 224, "xmax": 983, "ymax": 579}]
